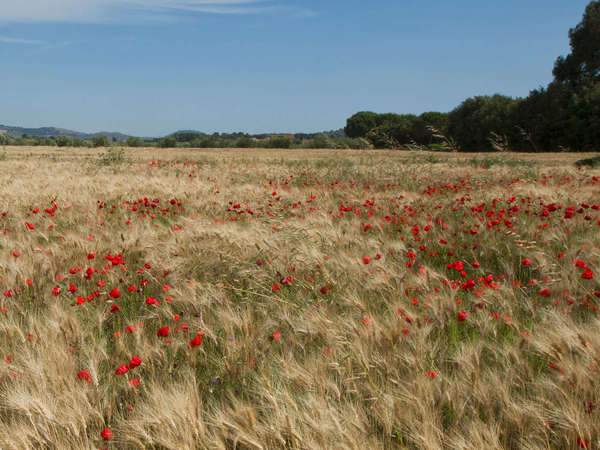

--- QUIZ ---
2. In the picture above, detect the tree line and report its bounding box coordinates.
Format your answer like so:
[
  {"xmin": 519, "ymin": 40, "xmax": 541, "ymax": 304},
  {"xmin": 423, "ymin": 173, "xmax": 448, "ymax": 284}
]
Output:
[
  {"xmin": 0, "ymin": 131, "xmax": 371, "ymax": 150},
  {"xmin": 345, "ymin": 1, "xmax": 600, "ymax": 152}
]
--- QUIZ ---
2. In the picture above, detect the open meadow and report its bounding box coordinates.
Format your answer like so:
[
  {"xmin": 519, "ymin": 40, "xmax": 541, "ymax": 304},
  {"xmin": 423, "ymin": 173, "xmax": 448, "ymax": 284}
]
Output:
[{"xmin": 0, "ymin": 146, "xmax": 599, "ymax": 449}]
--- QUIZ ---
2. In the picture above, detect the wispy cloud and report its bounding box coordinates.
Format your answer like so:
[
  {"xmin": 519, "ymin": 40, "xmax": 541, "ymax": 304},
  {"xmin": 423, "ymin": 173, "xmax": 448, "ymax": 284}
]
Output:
[
  {"xmin": 0, "ymin": 0, "xmax": 274, "ymax": 23},
  {"xmin": 0, "ymin": 35, "xmax": 47, "ymax": 45}
]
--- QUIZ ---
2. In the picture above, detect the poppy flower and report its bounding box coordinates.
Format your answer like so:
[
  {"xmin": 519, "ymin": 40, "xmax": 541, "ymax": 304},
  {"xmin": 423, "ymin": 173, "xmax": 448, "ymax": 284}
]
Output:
[
  {"xmin": 129, "ymin": 355, "xmax": 141, "ymax": 369},
  {"xmin": 101, "ymin": 428, "xmax": 113, "ymax": 441},
  {"xmin": 110, "ymin": 305, "xmax": 120, "ymax": 313},
  {"xmin": 125, "ymin": 324, "xmax": 137, "ymax": 333},
  {"xmin": 157, "ymin": 326, "xmax": 169, "ymax": 337},
  {"xmin": 190, "ymin": 335, "xmax": 202, "ymax": 348},
  {"xmin": 582, "ymin": 269, "xmax": 594, "ymax": 280},
  {"xmin": 129, "ymin": 378, "xmax": 140, "ymax": 387},
  {"xmin": 271, "ymin": 331, "xmax": 281, "ymax": 341},
  {"xmin": 458, "ymin": 311, "xmax": 467, "ymax": 322},
  {"xmin": 114, "ymin": 364, "xmax": 129, "ymax": 375},
  {"xmin": 109, "ymin": 288, "xmax": 120, "ymax": 299},
  {"xmin": 77, "ymin": 370, "xmax": 92, "ymax": 383},
  {"xmin": 522, "ymin": 258, "xmax": 531, "ymax": 266},
  {"xmin": 539, "ymin": 288, "xmax": 551, "ymax": 297},
  {"xmin": 363, "ymin": 256, "xmax": 371, "ymax": 265},
  {"xmin": 425, "ymin": 371, "xmax": 437, "ymax": 379},
  {"xmin": 577, "ymin": 437, "xmax": 589, "ymax": 449},
  {"xmin": 272, "ymin": 284, "xmax": 280, "ymax": 292}
]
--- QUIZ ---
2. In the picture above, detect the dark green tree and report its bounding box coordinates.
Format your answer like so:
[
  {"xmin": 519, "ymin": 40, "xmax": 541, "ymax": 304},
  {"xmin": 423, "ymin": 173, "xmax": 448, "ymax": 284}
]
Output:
[
  {"xmin": 447, "ymin": 95, "xmax": 520, "ymax": 152},
  {"xmin": 235, "ymin": 135, "xmax": 254, "ymax": 148},
  {"xmin": 159, "ymin": 136, "xmax": 177, "ymax": 148},
  {"xmin": 344, "ymin": 111, "xmax": 380, "ymax": 138},
  {"xmin": 126, "ymin": 136, "xmax": 142, "ymax": 147},
  {"xmin": 266, "ymin": 136, "xmax": 292, "ymax": 149},
  {"xmin": 553, "ymin": 1, "xmax": 600, "ymax": 86},
  {"xmin": 92, "ymin": 135, "xmax": 109, "ymax": 147},
  {"xmin": 56, "ymin": 135, "xmax": 73, "ymax": 147}
]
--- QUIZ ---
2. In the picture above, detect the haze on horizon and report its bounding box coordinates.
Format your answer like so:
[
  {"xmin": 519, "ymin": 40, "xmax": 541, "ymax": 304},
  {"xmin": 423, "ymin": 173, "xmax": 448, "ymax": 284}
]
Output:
[{"xmin": 0, "ymin": 0, "xmax": 591, "ymax": 136}]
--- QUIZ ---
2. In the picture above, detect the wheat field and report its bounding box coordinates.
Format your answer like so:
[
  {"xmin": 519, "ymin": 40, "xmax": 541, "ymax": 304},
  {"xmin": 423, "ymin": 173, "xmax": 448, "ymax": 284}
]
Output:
[{"xmin": 0, "ymin": 146, "xmax": 598, "ymax": 449}]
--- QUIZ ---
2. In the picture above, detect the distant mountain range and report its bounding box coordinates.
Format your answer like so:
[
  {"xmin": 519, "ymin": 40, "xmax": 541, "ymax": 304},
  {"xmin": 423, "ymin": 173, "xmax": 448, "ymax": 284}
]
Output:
[
  {"xmin": 0, "ymin": 124, "xmax": 346, "ymax": 142},
  {"xmin": 0, "ymin": 124, "xmax": 130, "ymax": 142}
]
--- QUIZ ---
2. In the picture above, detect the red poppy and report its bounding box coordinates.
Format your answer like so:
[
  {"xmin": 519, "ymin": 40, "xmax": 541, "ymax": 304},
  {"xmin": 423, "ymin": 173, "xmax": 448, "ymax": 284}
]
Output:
[
  {"xmin": 190, "ymin": 335, "xmax": 202, "ymax": 348},
  {"xmin": 425, "ymin": 371, "xmax": 437, "ymax": 379},
  {"xmin": 582, "ymin": 269, "xmax": 594, "ymax": 280},
  {"xmin": 145, "ymin": 297, "xmax": 160, "ymax": 305},
  {"xmin": 77, "ymin": 370, "xmax": 92, "ymax": 383},
  {"xmin": 109, "ymin": 288, "xmax": 120, "ymax": 299},
  {"xmin": 101, "ymin": 428, "xmax": 113, "ymax": 441},
  {"xmin": 577, "ymin": 437, "xmax": 589, "ymax": 449},
  {"xmin": 129, "ymin": 355, "xmax": 142, "ymax": 369},
  {"xmin": 114, "ymin": 364, "xmax": 129, "ymax": 375},
  {"xmin": 272, "ymin": 331, "xmax": 281, "ymax": 341},
  {"xmin": 458, "ymin": 311, "xmax": 467, "ymax": 322},
  {"xmin": 363, "ymin": 256, "xmax": 371, "ymax": 265},
  {"xmin": 157, "ymin": 326, "xmax": 169, "ymax": 337},
  {"xmin": 522, "ymin": 258, "xmax": 531, "ymax": 266}
]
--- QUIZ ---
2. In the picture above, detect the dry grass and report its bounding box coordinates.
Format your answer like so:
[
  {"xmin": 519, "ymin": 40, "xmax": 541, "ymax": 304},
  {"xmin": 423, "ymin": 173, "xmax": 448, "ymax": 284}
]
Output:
[{"xmin": 0, "ymin": 146, "xmax": 599, "ymax": 449}]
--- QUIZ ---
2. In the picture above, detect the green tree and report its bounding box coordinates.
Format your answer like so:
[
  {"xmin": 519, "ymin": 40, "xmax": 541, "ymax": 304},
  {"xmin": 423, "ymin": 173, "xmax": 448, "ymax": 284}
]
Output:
[
  {"xmin": 235, "ymin": 135, "xmax": 254, "ymax": 148},
  {"xmin": 126, "ymin": 136, "xmax": 142, "ymax": 147},
  {"xmin": 344, "ymin": 111, "xmax": 380, "ymax": 138},
  {"xmin": 447, "ymin": 95, "xmax": 520, "ymax": 152},
  {"xmin": 267, "ymin": 136, "xmax": 292, "ymax": 149},
  {"xmin": 553, "ymin": 1, "xmax": 600, "ymax": 86},
  {"xmin": 159, "ymin": 136, "xmax": 177, "ymax": 148},
  {"xmin": 92, "ymin": 135, "xmax": 109, "ymax": 147},
  {"xmin": 56, "ymin": 135, "xmax": 73, "ymax": 147}
]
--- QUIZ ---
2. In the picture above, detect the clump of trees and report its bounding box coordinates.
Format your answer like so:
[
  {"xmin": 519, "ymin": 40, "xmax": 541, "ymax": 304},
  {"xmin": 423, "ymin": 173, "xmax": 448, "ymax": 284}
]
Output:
[{"xmin": 346, "ymin": 1, "xmax": 600, "ymax": 152}]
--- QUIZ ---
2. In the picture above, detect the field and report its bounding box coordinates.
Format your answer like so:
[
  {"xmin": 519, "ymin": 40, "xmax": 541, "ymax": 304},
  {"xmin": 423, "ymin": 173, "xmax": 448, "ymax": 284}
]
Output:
[{"xmin": 0, "ymin": 146, "xmax": 599, "ymax": 449}]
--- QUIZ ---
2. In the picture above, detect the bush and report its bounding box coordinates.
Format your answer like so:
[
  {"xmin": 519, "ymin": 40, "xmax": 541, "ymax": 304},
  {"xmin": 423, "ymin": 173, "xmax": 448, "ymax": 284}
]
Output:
[
  {"xmin": 266, "ymin": 136, "xmax": 292, "ymax": 149},
  {"xmin": 126, "ymin": 136, "xmax": 142, "ymax": 147},
  {"xmin": 92, "ymin": 135, "xmax": 109, "ymax": 147},
  {"xmin": 235, "ymin": 136, "xmax": 254, "ymax": 148},
  {"xmin": 311, "ymin": 136, "xmax": 332, "ymax": 148},
  {"xmin": 56, "ymin": 136, "xmax": 73, "ymax": 147},
  {"xmin": 159, "ymin": 136, "xmax": 177, "ymax": 148}
]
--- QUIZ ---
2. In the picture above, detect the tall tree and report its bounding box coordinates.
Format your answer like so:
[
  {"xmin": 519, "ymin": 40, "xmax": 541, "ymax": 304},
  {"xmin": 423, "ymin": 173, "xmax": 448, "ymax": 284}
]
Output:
[{"xmin": 553, "ymin": 1, "xmax": 600, "ymax": 86}]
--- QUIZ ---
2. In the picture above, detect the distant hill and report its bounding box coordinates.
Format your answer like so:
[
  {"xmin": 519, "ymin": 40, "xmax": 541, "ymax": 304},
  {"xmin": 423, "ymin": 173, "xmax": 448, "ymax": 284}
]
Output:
[
  {"xmin": 0, "ymin": 124, "xmax": 346, "ymax": 142},
  {"xmin": 0, "ymin": 124, "xmax": 130, "ymax": 142}
]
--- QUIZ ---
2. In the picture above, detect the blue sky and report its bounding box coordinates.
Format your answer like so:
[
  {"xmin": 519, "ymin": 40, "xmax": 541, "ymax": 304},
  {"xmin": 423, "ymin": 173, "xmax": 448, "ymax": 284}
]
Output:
[{"xmin": 0, "ymin": 0, "xmax": 591, "ymax": 136}]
